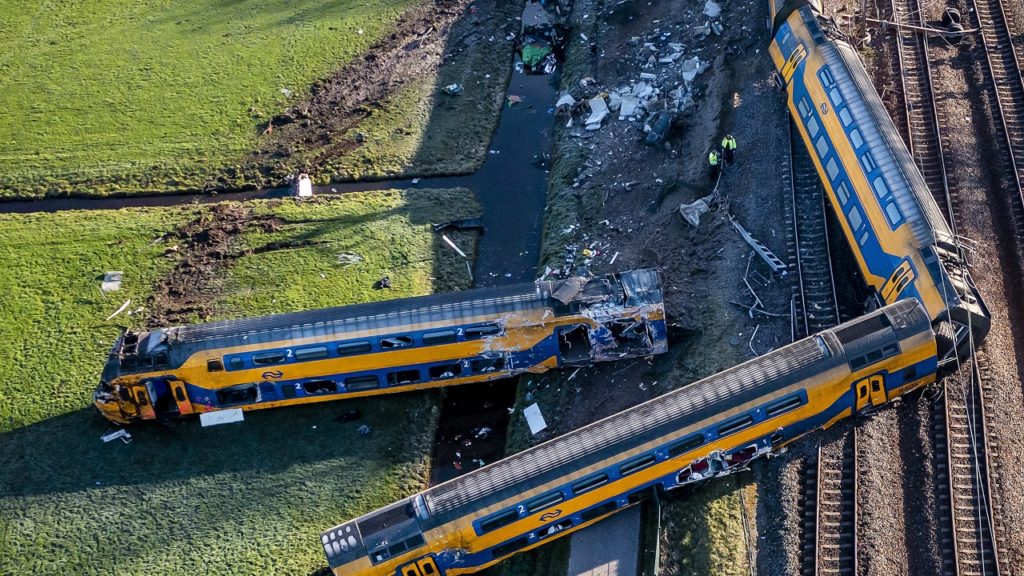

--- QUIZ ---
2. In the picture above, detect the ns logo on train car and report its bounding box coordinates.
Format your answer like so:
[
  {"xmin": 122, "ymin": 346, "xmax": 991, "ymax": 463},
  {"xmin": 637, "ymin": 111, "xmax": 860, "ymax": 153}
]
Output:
[{"xmin": 881, "ymin": 258, "xmax": 916, "ymax": 303}]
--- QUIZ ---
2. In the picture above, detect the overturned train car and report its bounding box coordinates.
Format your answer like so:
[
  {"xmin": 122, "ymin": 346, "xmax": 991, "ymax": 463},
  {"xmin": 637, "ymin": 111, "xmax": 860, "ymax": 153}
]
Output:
[
  {"xmin": 768, "ymin": 0, "xmax": 989, "ymax": 361},
  {"xmin": 320, "ymin": 300, "xmax": 938, "ymax": 575},
  {"xmin": 94, "ymin": 269, "xmax": 667, "ymax": 424}
]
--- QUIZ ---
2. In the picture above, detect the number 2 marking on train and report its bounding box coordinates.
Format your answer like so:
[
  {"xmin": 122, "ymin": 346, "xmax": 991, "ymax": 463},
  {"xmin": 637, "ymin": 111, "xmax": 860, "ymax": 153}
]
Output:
[{"xmin": 517, "ymin": 505, "xmax": 526, "ymax": 514}]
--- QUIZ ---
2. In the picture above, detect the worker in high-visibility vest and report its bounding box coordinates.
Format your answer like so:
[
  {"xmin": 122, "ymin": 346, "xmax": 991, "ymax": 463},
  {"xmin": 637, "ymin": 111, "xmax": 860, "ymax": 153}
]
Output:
[
  {"xmin": 708, "ymin": 149, "xmax": 722, "ymax": 180},
  {"xmin": 721, "ymin": 134, "xmax": 738, "ymax": 164}
]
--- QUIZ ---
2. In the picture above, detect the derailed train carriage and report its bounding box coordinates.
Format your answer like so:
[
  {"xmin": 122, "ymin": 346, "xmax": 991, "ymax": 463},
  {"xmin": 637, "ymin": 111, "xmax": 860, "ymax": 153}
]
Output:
[
  {"xmin": 320, "ymin": 300, "xmax": 938, "ymax": 575},
  {"xmin": 768, "ymin": 0, "xmax": 989, "ymax": 360},
  {"xmin": 93, "ymin": 269, "xmax": 667, "ymax": 424}
]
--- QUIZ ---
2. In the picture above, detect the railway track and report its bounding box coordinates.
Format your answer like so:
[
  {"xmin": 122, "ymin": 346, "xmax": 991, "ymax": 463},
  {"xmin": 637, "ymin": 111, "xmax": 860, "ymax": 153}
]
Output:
[
  {"xmin": 799, "ymin": 429, "xmax": 858, "ymax": 576},
  {"xmin": 785, "ymin": 119, "xmax": 851, "ymax": 576},
  {"xmin": 785, "ymin": 120, "xmax": 840, "ymax": 341},
  {"xmin": 969, "ymin": 0, "xmax": 1024, "ymax": 237},
  {"xmin": 885, "ymin": 0, "xmax": 1007, "ymax": 572}
]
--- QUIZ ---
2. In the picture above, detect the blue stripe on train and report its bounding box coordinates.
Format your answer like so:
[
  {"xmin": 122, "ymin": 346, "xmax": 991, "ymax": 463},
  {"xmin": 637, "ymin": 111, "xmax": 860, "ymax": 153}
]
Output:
[
  {"xmin": 183, "ymin": 319, "xmax": 668, "ymax": 409},
  {"xmin": 438, "ymin": 355, "xmax": 936, "ymax": 572}
]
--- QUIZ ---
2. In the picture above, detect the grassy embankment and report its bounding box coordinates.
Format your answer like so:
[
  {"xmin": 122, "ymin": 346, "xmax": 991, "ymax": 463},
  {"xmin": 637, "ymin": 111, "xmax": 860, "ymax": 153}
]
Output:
[
  {"xmin": 0, "ymin": 0, "xmax": 515, "ymax": 198},
  {"xmin": 0, "ymin": 189, "xmax": 479, "ymax": 575}
]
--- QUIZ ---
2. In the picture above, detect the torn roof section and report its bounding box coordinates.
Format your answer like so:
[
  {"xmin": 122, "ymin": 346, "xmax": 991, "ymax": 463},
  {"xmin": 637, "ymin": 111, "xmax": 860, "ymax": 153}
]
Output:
[{"xmin": 548, "ymin": 268, "xmax": 663, "ymax": 308}]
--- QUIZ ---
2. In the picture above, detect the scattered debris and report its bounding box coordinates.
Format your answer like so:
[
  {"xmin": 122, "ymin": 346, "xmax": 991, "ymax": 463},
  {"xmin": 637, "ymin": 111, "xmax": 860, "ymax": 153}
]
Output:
[
  {"xmin": 442, "ymin": 234, "xmax": 469, "ymax": 258},
  {"xmin": 644, "ymin": 111, "xmax": 673, "ymax": 145},
  {"xmin": 101, "ymin": 271, "xmax": 123, "ymax": 293},
  {"xmin": 373, "ymin": 276, "xmax": 392, "ymax": 290},
  {"xmin": 585, "ymin": 95, "xmax": 609, "ymax": 130},
  {"xmin": 679, "ymin": 193, "xmax": 716, "ymax": 226},
  {"xmin": 356, "ymin": 424, "xmax": 373, "ymax": 436},
  {"xmin": 730, "ymin": 216, "xmax": 787, "ymax": 276},
  {"xmin": 105, "ymin": 299, "xmax": 131, "ymax": 322},
  {"xmin": 336, "ymin": 253, "xmax": 363, "ymax": 266},
  {"xmin": 523, "ymin": 402, "xmax": 548, "ymax": 435},
  {"xmin": 681, "ymin": 57, "xmax": 706, "ymax": 83},
  {"xmin": 100, "ymin": 429, "xmax": 132, "ymax": 444},
  {"xmin": 442, "ymin": 83, "xmax": 464, "ymax": 96},
  {"xmin": 200, "ymin": 408, "xmax": 245, "ymax": 427},
  {"xmin": 703, "ymin": 0, "xmax": 722, "ymax": 19},
  {"xmin": 433, "ymin": 218, "xmax": 485, "ymax": 233}
]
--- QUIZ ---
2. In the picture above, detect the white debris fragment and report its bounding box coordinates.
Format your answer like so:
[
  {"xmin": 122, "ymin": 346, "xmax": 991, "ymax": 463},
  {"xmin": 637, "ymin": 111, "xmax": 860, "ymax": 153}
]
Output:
[
  {"xmin": 442, "ymin": 234, "xmax": 468, "ymax": 259},
  {"xmin": 619, "ymin": 94, "xmax": 641, "ymax": 119},
  {"xmin": 105, "ymin": 299, "xmax": 131, "ymax": 322},
  {"xmin": 101, "ymin": 271, "xmax": 123, "ymax": 292},
  {"xmin": 681, "ymin": 57, "xmax": 706, "ymax": 83},
  {"xmin": 101, "ymin": 429, "xmax": 132, "ymax": 444},
  {"xmin": 639, "ymin": 72, "xmax": 658, "ymax": 80},
  {"xmin": 585, "ymin": 96, "xmax": 609, "ymax": 130},
  {"xmin": 704, "ymin": 0, "xmax": 722, "ymax": 18},
  {"xmin": 336, "ymin": 253, "xmax": 363, "ymax": 266},
  {"xmin": 524, "ymin": 403, "xmax": 548, "ymax": 435}
]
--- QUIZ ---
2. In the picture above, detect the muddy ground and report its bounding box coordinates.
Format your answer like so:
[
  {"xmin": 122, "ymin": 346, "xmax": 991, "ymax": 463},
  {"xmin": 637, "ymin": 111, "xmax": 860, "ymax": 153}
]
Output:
[{"xmin": 497, "ymin": 0, "xmax": 800, "ymax": 572}]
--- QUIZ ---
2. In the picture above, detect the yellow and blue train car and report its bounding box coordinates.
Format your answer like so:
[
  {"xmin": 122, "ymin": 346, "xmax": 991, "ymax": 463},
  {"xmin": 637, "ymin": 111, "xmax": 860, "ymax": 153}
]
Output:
[
  {"xmin": 768, "ymin": 0, "xmax": 988, "ymax": 361},
  {"xmin": 320, "ymin": 299, "xmax": 936, "ymax": 576},
  {"xmin": 93, "ymin": 269, "xmax": 667, "ymax": 425}
]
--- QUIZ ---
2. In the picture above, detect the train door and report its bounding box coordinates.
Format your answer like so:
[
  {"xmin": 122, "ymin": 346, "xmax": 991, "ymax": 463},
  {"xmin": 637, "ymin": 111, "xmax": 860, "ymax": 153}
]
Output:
[
  {"xmin": 169, "ymin": 379, "xmax": 195, "ymax": 416},
  {"xmin": 397, "ymin": 556, "xmax": 443, "ymax": 576},
  {"xmin": 852, "ymin": 374, "xmax": 887, "ymax": 415}
]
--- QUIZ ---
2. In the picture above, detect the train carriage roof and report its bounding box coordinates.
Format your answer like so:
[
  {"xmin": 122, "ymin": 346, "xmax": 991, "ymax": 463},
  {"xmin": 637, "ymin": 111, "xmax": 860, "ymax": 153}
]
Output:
[
  {"xmin": 418, "ymin": 299, "xmax": 930, "ymax": 524},
  {"xmin": 820, "ymin": 38, "xmax": 953, "ymax": 246},
  {"xmin": 153, "ymin": 269, "xmax": 663, "ymax": 358}
]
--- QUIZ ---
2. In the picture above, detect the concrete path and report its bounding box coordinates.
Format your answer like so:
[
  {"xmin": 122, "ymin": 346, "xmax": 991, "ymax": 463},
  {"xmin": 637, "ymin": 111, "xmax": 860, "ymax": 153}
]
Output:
[{"xmin": 566, "ymin": 505, "xmax": 641, "ymax": 576}]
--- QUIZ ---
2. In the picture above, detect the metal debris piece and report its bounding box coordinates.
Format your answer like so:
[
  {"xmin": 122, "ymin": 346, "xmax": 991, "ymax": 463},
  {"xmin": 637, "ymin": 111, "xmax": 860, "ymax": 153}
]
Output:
[
  {"xmin": 442, "ymin": 83, "xmax": 464, "ymax": 96},
  {"xmin": 105, "ymin": 299, "xmax": 131, "ymax": 322},
  {"xmin": 336, "ymin": 253, "xmax": 363, "ymax": 266},
  {"xmin": 101, "ymin": 429, "xmax": 132, "ymax": 444},
  {"xmin": 678, "ymin": 194, "xmax": 716, "ymax": 226},
  {"xmin": 433, "ymin": 218, "xmax": 485, "ymax": 233},
  {"xmin": 524, "ymin": 403, "xmax": 548, "ymax": 435},
  {"xmin": 730, "ymin": 216, "xmax": 787, "ymax": 276},
  {"xmin": 101, "ymin": 271, "xmax": 123, "ymax": 292},
  {"xmin": 585, "ymin": 96, "xmax": 609, "ymax": 130},
  {"xmin": 442, "ymin": 234, "xmax": 469, "ymax": 258},
  {"xmin": 703, "ymin": 0, "xmax": 722, "ymax": 18}
]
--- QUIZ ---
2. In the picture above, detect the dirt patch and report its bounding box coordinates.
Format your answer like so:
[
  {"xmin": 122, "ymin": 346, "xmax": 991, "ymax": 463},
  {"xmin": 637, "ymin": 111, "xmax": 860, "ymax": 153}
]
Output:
[{"xmin": 146, "ymin": 203, "xmax": 284, "ymax": 326}]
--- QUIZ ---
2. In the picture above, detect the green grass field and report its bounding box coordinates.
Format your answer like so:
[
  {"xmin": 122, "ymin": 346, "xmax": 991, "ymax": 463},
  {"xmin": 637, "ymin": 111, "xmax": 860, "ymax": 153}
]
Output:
[
  {"xmin": 0, "ymin": 189, "xmax": 479, "ymax": 575},
  {"xmin": 0, "ymin": 0, "xmax": 417, "ymax": 198}
]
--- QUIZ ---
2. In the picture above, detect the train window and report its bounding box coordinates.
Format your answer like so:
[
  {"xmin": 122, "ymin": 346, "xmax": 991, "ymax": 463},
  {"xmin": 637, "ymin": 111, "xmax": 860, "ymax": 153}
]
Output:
[
  {"xmin": 848, "ymin": 206, "xmax": 864, "ymax": 230},
  {"xmin": 423, "ymin": 330, "xmax": 458, "ymax": 345},
  {"xmin": 337, "ymin": 341, "xmax": 372, "ymax": 356},
  {"xmin": 207, "ymin": 359, "xmax": 224, "ymax": 372},
  {"xmin": 387, "ymin": 369, "xmax": 420, "ymax": 386},
  {"xmin": 718, "ymin": 415, "xmax": 754, "ymax": 437},
  {"xmin": 885, "ymin": 202, "xmax": 904, "ymax": 227},
  {"xmin": 850, "ymin": 128, "xmax": 864, "ymax": 149},
  {"xmin": 860, "ymin": 152, "xmax": 877, "ymax": 173},
  {"xmin": 380, "ymin": 336, "xmax": 413, "ymax": 349},
  {"xmin": 903, "ymin": 366, "xmax": 917, "ymax": 381},
  {"xmin": 619, "ymin": 453, "xmax": 657, "ymax": 476},
  {"xmin": 806, "ymin": 116, "xmax": 820, "ymax": 138},
  {"xmin": 836, "ymin": 182, "xmax": 851, "ymax": 205},
  {"xmin": 859, "ymin": 231, "xmax": 870, "ymax": 247},
  {"xmin": 667, "ymin": 434, "xmax": 704, "ymax": 458},
  {"xmin": 849, "ymin": 343, "xmax": 901, "ymax": 371},
  {"xmin": 872, "ymin": 176, "xmax": 890, "ymax": 200},
  {"xmin": 252, "ymin": 351, "xmax": 286, "ymax": 365},
  {"xmin": 428, "ymin": 363, "xmax": 462, "ymax": 379},
  {"xmin": 471, "ymin": 356, "xmax": 507, "ymax": 373},
  {"xmin": 526, "ymin": 491, "xmax": 564, "ymax": 513},
  {"xmin": 344, "ymin": 375, "xmax": 379, "ymax": 391},
  {"xmin": 492, "ymin": 537, "xmax": 530, "ymax": 559},
  {"xmin": 798, "ymin": 97, "xmax": 812, "ymax": 119},
  {"xmin": 839, "ymin": 107, "xmax": 854, "ymax": 127},
  {"xmin": 580, "ymin": 501, "xmax": 618, "ymax": 522},
  {"xmin": 217, "ymin": 384, "xmax": 257, "ymax": 406},
  {"xmin": 538, "ymin": 519, "xmax": 574, "ymax": 540},
  {"xmin": 282, "ymin": 384, "xmax": 297, "ymax": 398},
  {"xmin": 228, "ymin": 357, "xmax": 244, "ymax": 370},
  {"xmin": 766, "ymin": 395, "xmax": 804, "ymax": 417},
  {"xmin": 480, "ymin": 509, "xmax": 519, "ymax": 533},
  {"xmin": 815, "ymin": 135, "xmax": 829, "ymax": 158},
  {"xmin": 826, "ymin": 158, "xmax": 840, "ymax": 181},
  {"xmin": 422, "ymin": 563, "xmax": 436, "ymax": 575},
  {"xmin": 465, "ymin": 324, "xmax": 501, "ymax": 339},
  {"xmin": 303, "ymin": 380, "xmax": 337, "ymax": 394},
  {"xmin": 819, "ymin": 67, "xmax": 836, "ymax": 87},
  {"xmin": 294, "ymin": 346, "xmax": 329, "ymax": 362},
  {"xmin": 572, "ymin": 473, "xmax": 609, "ymax": 495},
  {"xmin": 174, "ymin": 386, "xmax": 186, "ymax": 402},
  {"xmin": 828, "ymin": 87, "xmax": 843, "ymax": 107}
]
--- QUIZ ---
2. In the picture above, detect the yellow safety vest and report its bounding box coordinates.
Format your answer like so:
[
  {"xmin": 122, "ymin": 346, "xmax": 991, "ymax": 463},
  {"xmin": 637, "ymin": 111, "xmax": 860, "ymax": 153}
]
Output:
[
  {"xmin": 722, "ymin": 136, "xmax": 737, "ymax": 150},
  {"xmin": 709, "ymin": 152, "xmax": 719, "ymax": 166}
]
